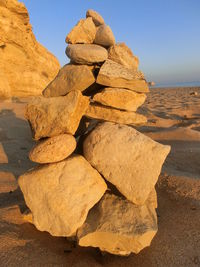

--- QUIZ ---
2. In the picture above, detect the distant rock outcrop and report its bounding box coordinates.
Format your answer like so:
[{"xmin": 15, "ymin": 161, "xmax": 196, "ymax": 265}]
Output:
[{"xmin": 0, "ymin": 0, "xmax": 60, "ymax": 97}]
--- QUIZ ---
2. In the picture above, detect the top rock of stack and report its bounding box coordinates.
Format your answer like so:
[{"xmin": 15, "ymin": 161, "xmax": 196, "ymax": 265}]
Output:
[
  {"xmin": 65, "ymin": 9, "xmax": 115, "ymax": 47},
  {"xmin": 86, "ymin": 9, "xmax": 104, "ymax": 26},
  {"xmin": 94, "ymin": 24, "xmax": 115, "ymax": 47},
  {"xmin": 66, "ymin": 17, "xmax": 96, "ymax": 44}
]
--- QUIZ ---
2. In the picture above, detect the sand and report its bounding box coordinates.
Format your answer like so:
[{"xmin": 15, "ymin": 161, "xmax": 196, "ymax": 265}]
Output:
[{"xmin": 0, "ymin": 87, "xmax": 200, "ymax": 266}]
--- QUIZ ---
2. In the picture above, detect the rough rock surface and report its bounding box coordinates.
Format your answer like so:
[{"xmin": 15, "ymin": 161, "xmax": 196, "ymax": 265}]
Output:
[
  {"xmin": 148, "ymin": 188, "xmax": 158, "ymax": 209},
  {"xmin": 66, "ymin": 44, "xmax": 108, "ymax": 65},
  {"xmin": 83, "ymin": 122, "xmax": 170, "ymax": 205},
  {"xmin": 66, "ymin": 17, "xmax": 96, "ymax": 44},
  {"xmin": 93, "ymin": 87, "xmax": 146, "ymax": 111},
  {"xmin": 43, "ymin": 64, "xmax": 95, "ymax": 97},
  {"xmin": 85, "ymin": 104, "xmax": 147, "ymax": 125},
  {"xmin": 29, "ymin": 134, "xmax": 76, "ymax": 163},
  {"xmin": 0, "ymin": 69, "xmax": 11, "ymax": 97},
  {"xmin": 96, "ymin": 59, "xmax": 149, "ymax": 93},
  {"xmin": 0, "ymin": 0, "xmax": 60, "ymax": 97},
  {"xmin": 86, "ymin": 9, "xmax": 104, "ymax": 26},
  {"xmin": 78, "ymin": 193, "xmax": 158, "ymax": 255},
  {"xmin": 25, "ymin": 90, "xmax": 89, "ymax": 139},
  {"xmin": 108, "ymin": 43, "xmax": 139, "ymax": 70},
  {"xmin": 94, "ymin": 25, "xmax": 115, "ymax": 47},
  {"xmin": 18, "ymin": 155, "xmax": 107, "ymax": 237}
]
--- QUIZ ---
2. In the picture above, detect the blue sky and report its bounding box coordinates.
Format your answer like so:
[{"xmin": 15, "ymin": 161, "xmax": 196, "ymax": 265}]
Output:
[{"xmin": 22, "ymin": 0, "xmax": 200, "ymax": 85}]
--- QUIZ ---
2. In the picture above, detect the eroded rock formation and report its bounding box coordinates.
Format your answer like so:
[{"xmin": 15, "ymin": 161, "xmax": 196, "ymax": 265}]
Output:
[{"xmin": 0, "ymin": 0, "xmax": 60, "ymax": 97}]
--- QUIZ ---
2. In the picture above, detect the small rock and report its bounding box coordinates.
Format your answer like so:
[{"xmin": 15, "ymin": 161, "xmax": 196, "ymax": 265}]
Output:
[
  {"xmin": 85, "ymin": 104, "xmax": 147, "ymax": 125},
  {"xmin": 190, "ymin": 91, "xmax": 198, "ymax": 96},
  {"xmin": 96, "ymin": 59, "xmax": 149, "ymax": 93},
  {"xmin": 86, "ymin": 10, "xmax": 104, "ymax": 26},
  {"xmin": 43, "ymin": 64, "xmax": 95, "ymax": 97},
  {"xmin": 83, "ymin": 122, "xmax": 170, "ymax": 205},
  {"xmin": 66, "ymin": 17, "xmax": 96, "ymax": 44},
  {"xmin": 94, "ymin": 25, "xmax": 115, "ymax": 47},
  {"xmin": 66, "ymin": 44, "xmax": 108, "ymax": 65},
  {"xmin": 92, "ymin": 87, "xmax": 146, "ymax": 111},
  {"xmin": 108, "ymin": 43, "xmax": 139, "ymax": 70},
  {"xmin": 77, "ymin": 193, "xmax": 158, "ymax": 255},
  {"xmin": 25, "ymin": 90, "xmax": 89, "ymax": 139},
  {"xmin": 29, "ymin": 134, "xmax": 76, "ymax": 163},
  {"xmin": 18, "ymin": 155, "xmax": 107, "ymax": 237}
]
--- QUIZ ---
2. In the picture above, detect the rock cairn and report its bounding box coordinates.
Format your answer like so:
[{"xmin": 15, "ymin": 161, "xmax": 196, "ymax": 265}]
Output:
[{"xmin": 18, "ymin": 10, "xmax": 171, "ymax": 256}]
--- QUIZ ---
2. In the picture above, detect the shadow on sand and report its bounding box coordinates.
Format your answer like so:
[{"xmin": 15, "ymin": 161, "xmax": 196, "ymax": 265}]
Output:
[
  {"xmin": 0, "ymin": 109, "xmax": 36, "ymax": 178},
  {"xmin": 0, "ymin": 108, "xmax": 36, "ymax": 213}
]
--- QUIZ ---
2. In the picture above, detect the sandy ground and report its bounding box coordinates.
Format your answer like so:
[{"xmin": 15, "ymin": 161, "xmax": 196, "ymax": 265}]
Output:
[{"xmin": 0, "ymin": 87, "xmax": 200, "ymax": 266}]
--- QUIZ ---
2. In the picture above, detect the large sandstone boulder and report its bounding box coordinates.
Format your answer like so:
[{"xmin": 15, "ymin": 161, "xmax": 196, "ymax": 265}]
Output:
[
  {"xmin": 96, "ymin": 59, "xmax": 149, "ymax": 93},
  {"xmin": 94, "ymin": 25, "xmax": 115, "ymax": 47},
  {"xmin": 18, "ymin": 155, "xmax": 107, "ymax": 236},
  {"xmin": 29, "ymin": 134, "xmax": 76, "ymax": 163},
  {"xmin": 86, "ymin": 104, "xmax": 147, "ymax": 125},
  {"xmin": 83, "ymin": 122, "xmax": 170, "ymax": 205},
  {"xmin": 0, "ymin": 0, "xmax": 60, "ymax": 97},
  {"xmin": 66, "ymin": 44, "xmax": 108, "ymax": 65},
  {"xmin": 66, "ymin": 17, "xmax": 96, "ymax": 44},
  {"xmin": 108, "ymin": 43, "xmax": 139, "ymax": 70},
  {"xmin": 77, "ymin": 193, "xmax": 157, "ymax": 255},
  {"xmin": 43, "ymin": 64, "xmax": 95, "ymax": 97},
  {"xmin": 86, "ymin": 9, "xmax": 104, "ymax": 26},
  {"xmin": 92, "ymin": 87, "xmax": 146, "ymax": 111},
  {"xmin": 25, "ymin": 90, "xmax": 89, "ymax": 139}
]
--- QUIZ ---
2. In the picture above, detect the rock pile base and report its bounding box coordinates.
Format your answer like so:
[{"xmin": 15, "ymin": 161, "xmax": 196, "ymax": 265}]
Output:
[{"xmin": 18, "ymin": 9, "xmax": 170, "ymax": 256}]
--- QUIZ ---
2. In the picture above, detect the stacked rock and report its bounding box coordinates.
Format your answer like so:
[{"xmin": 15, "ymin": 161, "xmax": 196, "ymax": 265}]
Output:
[{"xmin": 18, "ymin": 10, "xmax": 171, "ymax": 256}]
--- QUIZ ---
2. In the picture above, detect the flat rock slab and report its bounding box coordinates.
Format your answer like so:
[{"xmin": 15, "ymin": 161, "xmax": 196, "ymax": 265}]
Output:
[
  {"xmin": 66, "ymin": 17, "xmax": 96, "ymax": 44},
  {"xmin": 108, "ymin": 43, "xmax": 139, "ymax": 70},
  {"xmin": 85, "ymin": 104, "xmax": 147, "ymax": 125},
  {"xmin": 66, "ymin": 44, "xmax": 108, "ymax": 65},
  {"xmin": 18, "ymin": 155, "xmax": 107, "ymax": 237},
  {"xmin": 92, "ymin": 87, "xmax": 147, "ymax": 111},
  {"xmin": 78, "ymin": 193, "xmax": 157, "ymax": 255},
  {"xmin": 43, "ymin": 64, "xmax": 95, "ymax": 97},
  {"xmin": 29, "ymin": 134, "xmax": 76, "ymax": 163},
  {"xmin": 83, "ymin": 122, "xmax": 170, "ymax": 205},
  {"xmin": 86, "ymin": 9, "xmax": 104, "ymax": 26},
  {"xmin": 94, "ymin": 25, "xmax": 115, "ymax": 47},
  {"xmin": 25, "ymin": 90, "xmax": 89, "ymax": 140},
  {"xmin": 96, "ymin": 59, "xmax": 149, "ymax": 93}
]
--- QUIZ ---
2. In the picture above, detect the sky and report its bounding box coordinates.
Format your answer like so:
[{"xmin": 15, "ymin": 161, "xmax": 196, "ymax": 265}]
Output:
[{"xmin": 22, "ymin": 0, "xmax": 200, "ymax": 86}]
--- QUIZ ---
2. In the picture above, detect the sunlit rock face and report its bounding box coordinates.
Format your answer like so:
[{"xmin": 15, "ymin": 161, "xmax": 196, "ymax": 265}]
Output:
[
  {"xmin": 78, "ymin": 192, "xmax": 158, "ymax": 256},
  {"xmin": 18, "ymin": 155, "xmax": 107, "ymax": 237},
  {"xmin": 0, "ymin": 0, "xmax": 60, "ymax": 97}
]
